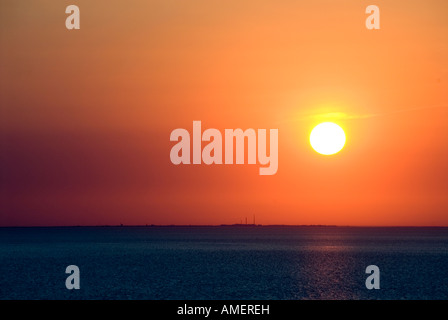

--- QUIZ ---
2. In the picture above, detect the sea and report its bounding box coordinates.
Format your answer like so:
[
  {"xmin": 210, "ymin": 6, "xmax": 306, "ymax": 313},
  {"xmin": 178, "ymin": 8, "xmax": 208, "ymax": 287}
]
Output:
[{"xmin": 0, "ymin": 226, "xmax": 447, "ymax": 300}]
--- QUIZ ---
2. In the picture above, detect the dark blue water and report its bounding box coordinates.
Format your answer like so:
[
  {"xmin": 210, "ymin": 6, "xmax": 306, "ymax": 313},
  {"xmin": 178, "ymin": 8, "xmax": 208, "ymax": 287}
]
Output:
[{"xmin": 0, "ymin": 226, "xmax": 447, "ymax": 300}]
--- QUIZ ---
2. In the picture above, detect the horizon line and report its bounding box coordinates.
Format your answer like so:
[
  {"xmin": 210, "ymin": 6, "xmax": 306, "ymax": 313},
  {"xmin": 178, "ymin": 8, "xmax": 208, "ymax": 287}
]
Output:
[{"xmin": 1, "ymin": 224, "xmax": 448, "ymax": 228}]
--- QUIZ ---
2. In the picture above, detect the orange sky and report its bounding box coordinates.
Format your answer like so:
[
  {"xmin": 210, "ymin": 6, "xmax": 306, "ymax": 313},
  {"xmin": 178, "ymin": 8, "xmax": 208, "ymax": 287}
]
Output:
[{"xmin": 1, "ymin": 0, "xmax": 448, "ymax": 226}]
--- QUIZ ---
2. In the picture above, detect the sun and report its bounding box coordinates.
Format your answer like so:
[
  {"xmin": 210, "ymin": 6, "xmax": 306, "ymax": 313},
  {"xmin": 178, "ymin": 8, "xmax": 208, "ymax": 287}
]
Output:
[{"xmin": 310, "ymin": 122, "xmax": 346, "ymax": 155}]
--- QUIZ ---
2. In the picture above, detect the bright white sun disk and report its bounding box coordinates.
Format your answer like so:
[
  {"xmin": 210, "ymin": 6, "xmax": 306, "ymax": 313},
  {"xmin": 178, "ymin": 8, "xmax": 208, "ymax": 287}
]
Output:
[{"xmin": 310, "ymin": 122, "xmax": 346, "ymax": 155}]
